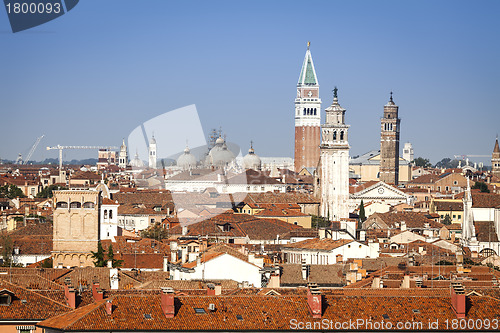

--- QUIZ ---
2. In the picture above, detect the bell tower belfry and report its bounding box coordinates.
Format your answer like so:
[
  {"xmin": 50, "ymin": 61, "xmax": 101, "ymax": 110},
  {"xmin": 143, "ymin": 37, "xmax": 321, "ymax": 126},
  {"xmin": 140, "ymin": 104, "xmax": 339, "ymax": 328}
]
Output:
[
  {"xmin": 294, "ymin": 42, "xmax": 321, "ymax": 172},
  {"xmin": 319, "ymin": 87, "xmax": 350, "ymax": 220},
  {"xmin": 380, "ymin": 92, "xmax": 400, "ymax": 185}
]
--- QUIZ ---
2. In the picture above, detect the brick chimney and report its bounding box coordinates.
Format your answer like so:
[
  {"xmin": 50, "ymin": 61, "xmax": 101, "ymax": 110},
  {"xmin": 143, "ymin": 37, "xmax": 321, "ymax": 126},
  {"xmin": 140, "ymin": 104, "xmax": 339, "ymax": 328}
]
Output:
[
  {"xmin": 105, "ymin": 299, "xmax": 113, "ymax": 315},
  {"xmin": 161, "ymin": 288, "xmax": 175, "ymax": 318},
  {"xmin": 307, "ymin": 284, "xmax": 322, "ymax": 319},
  {"xmin": 451, "ymin": 283, "xmax": 466, "ymax": 318},
  {"xmin": 207, "ymin": 283, "xmax": 216, "ymax": 296},
  {"xmin": 64, "ymin": 284, "xmax": 76, "ymax": 309},
  {"xmin": 92, "ymin": 282, "xmax": 103, "ymax": 301}
]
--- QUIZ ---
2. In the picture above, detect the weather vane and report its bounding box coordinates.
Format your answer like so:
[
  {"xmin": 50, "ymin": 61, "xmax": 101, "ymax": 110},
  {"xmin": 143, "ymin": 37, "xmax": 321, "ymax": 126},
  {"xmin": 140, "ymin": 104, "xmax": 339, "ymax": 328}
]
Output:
[
  {"xmin": 307, "ymin": 41, "xmax": 310, "ymax": 49},
  {"xmin": 333, "ymin": 86, "xmax": 338, "ymax": 99}
]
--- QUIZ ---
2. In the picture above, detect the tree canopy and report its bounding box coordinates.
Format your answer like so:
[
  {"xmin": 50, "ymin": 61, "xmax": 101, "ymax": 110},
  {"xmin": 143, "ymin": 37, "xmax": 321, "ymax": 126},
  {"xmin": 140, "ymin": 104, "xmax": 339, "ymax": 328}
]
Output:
[{"xmin": 412, "ymin": 157, "xmax": 432, "ymax": 168}]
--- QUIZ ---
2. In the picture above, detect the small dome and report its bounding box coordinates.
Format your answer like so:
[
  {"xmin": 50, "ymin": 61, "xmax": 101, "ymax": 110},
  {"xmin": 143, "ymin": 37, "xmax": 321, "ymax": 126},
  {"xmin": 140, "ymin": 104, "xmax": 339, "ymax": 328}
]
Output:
[
  {"xmin": 130, "ymin": 152, "xmax": 144, "ymax": 168},
  {"xmin": 150, "ymin": 135, "xmax": 156, "ymax": 145},
  {"xmin": 215, "ymin": 136, "xmax": 224, "ymax": 145},
  {"xmin": 243, "ymin": 144, "xmax": 261, "ymax": 170},
  {"xmin": 177, "ymin": 146, "xmax": 197, "ymax": 169}
]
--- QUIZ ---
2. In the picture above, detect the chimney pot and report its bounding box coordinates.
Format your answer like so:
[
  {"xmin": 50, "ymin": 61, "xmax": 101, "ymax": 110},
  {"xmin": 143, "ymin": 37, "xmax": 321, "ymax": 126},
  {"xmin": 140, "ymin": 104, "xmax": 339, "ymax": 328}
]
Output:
[
  {"xmin": 307, "ymin": 286, "xmax": 322, "ymax": 318},
  {"xmin": 161, "ymin": 288, "xmax": 175, "ymax": 318},
  {"xmin": 105, "ymin": 299, "xmax": 113, "ymax": 315}
]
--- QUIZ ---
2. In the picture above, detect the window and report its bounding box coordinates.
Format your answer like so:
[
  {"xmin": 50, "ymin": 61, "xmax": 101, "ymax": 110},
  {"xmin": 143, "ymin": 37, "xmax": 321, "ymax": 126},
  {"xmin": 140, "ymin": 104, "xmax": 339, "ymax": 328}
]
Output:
[
  {"xmin": 109, "ymin": 210, "xmax": 113, "ymax": 219},
  {"xmin": 453, "ymin": 215, "xmax": 456, "ymax": 219},
  {"xmin": 340, "ymin": 131, "xmax": 344, "ymax": 141},
  {"xmin": 56, "ymin": 201, "xmax": 68, "ymax": 209},
  {"xmin": 104, "ymin": 210, "xmax": 108, "ymax": 219},
  {"xmin": 458, "ymin": 215, "xmax": 462, "ymax": 220},
  {"xmin": 70, "ymin": 202, "xmax": 81, "ymax": 209},
  {"xmin": 0, "ymin": 294, "xmax": 11, "ymax": 305},
  {"xmin": 333, "ymin": 131, "xmax": 337, "ymax": 140},
  {"xmin": 83, "ymin": 202, "xmax": 94, "ymax": 209}
]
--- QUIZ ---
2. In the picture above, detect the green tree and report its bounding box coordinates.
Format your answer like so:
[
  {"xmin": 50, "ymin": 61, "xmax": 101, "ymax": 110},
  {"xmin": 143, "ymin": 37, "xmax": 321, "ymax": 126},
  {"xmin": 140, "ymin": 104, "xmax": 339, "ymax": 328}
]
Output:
[
  {"xmin": 141, "ymin": 224, "xmax": 171, "ymax": 240},
  {"xmin": 359, "ymin": 200, "xmax": 366, "ymax": 222},
  {"xmin": 472, "ymin": 181, "xmax": 490, "ymax": 193},
  {"xmin": 36, "ymin": 185, "xmax": 68, "ymax": 198},
  {"xmin": 0, "ymin": 184, "xmax": 25, "ymax": 199},
  {"xmin": 91, "ymin": 241, "xmax": 106, "ymax": 267},
  {"xmin": 412, "ymin": 157, "xmax": 432, "ymax": 168},
  {"xmin": 311, "ymin": 215, "xmax": 330, "ymax": 228},
  {"xmin": 0, "ymin": 232, "xmax": 13, "ymax": 267},
  {"xmin": 107, "ymin": 244, "xmax": 123, "ymax": 268},
  {"xmin": 40, "ymin": 257, "xmax": 53, "ymax": 268},
  {"xmin": 442, "ymin": 214, "xmax": 452, "ymax": 225}
]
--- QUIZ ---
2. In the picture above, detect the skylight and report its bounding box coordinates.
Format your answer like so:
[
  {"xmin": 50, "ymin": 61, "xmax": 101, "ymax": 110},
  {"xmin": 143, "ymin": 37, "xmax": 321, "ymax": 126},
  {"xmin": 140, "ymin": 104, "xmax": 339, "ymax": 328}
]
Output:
[
  {"xmin": 194, "ymin": 308, "xmax": 206, "ymax": 314},
  {"xmin": 144, "ymin": 314, "xmax": 152, "ymax": 319}
]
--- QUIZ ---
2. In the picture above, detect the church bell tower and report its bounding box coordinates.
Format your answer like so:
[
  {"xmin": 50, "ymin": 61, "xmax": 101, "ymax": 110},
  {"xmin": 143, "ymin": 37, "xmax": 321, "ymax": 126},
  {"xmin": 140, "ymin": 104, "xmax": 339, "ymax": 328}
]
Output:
[
  {"xmin": 319, "ymin": 87, "xmax": 350, "ymax": 220},
  {"xmin": 294, "ymin": 42, "xmax": 321, "ymax": 172},
  {"xmin": 379, "ymin": 92, "xmax": 400, "ymax": 185}
]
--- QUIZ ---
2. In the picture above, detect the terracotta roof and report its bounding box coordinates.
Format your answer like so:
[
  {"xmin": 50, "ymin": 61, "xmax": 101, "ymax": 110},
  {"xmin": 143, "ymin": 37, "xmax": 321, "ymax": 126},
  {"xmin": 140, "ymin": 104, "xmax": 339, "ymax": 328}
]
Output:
[
  {"xmin": 244, "ymin": 192, "xmax": 320, "ymax": 204},
  {"xmin": 37, "ymin": 292, "xmax": 500, "ymax": 331},
  {"xmin": 366, "ymin": 212, "xmax": 443, "ymax": 229},
  {"xmin": 284, "ymin": 238, "xmax": 353, "ymax": 251},
  {"xmin": 112, "ymin": 191, "xmax": 174, "ymax": 206},
  {"xmin": 0, "ymin": 280, "xmax": 71, "ymax": 321},
  {"xmin": 474, "ymin": 221, "xmax": 499, "ymax": 242},
  {"xmin": 254, "ymin": 207, "xmax": 308, "ymax": 217},
  {"xmin": 471, "ymin": 193, "xmax": 500, "ymax": 208},
  {"xmin": 433, "ymin": 201, "xmax": 463, "ymax": 211},
  {"xmin": 280, "ymin": 264, "xmax": 346, "ymax": 286},
  {"xmin": 102, "ymin": 198, "xmax": 119, "ymax": 205}
]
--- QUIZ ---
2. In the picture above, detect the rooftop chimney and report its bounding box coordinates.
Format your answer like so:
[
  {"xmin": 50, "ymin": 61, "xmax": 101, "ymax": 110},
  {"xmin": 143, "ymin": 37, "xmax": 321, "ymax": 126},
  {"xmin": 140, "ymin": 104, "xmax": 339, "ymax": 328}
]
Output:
[
  {"xmin": 372, "ymin": 276, "xmax": 381, "ymax": 289},
  {"xmin": 163, "ymin": 256, "xmax": 169, "ymax": 272},
  {"xmin": 64, "ymin": 284, "xmax": 76, "ymax": 309},
  {"xmin": 451, "ymin": 283, "xmax": 466, "ymax": 318},
  {"xmin": 401, "ymin": 275, "xmax": 410, "ymax": 289},
  {"xmin": 105, "ymin": 299, "xmax": 113, "ymax": 315},
  {"xmin": 92, "ymin": 282, "xmax": 103, "ymax": 301},
  {"xmin": 207, "ymin": 283, "xmax": 215, "ymax": 296},
  {"xmin": 307, "ymin": 284, "xmax": 322, "ymax": 318},
  {"xmin": 161, "ymin": 288, "xmax": 175, "ymax": 318}
]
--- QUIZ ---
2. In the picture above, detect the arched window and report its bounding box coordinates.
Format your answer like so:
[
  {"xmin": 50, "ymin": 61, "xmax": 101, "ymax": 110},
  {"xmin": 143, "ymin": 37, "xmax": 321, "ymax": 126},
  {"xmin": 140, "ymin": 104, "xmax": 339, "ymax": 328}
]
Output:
[
  {"xmin": 56, "ymin": 201, "xmax": 68, "ymax": 209},
  {"xmin": 340, "ymin": 131, "xmax": 344, "ymax": 141},
  {"xmin": 83, "ymin": 202, "xmax": 94, "ymax": 209},
  {"xmin": 314, "ymin": 108, "xmax": 317, "ymax": 115},
  {"xmin": 388, "ymin": 114, "xmax": 391, "ymax": 118},
  {"xmin": 70, "ymin": 202, "xmax": 81, "ymax": 209},
  {"xmin": 104, "ymin": 209, "xmax": 108, "ymax": 219},
  {"xmin": 109, "ymin": 210, "xmax": 113, "ymax": 219},
  {"xmin": 333, "ymin": 131, "xmax": 337, "ymax": 140},
  {"xmin": 303, "ymin": 108, "xmax": 306, "ymax": 115}
]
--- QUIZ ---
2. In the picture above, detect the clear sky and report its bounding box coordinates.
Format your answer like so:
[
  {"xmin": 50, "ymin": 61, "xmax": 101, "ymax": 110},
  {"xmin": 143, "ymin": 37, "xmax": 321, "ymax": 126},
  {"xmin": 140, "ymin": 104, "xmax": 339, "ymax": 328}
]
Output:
[{"xmin": 1, "ymin": 0, "xmax": 499, "ymax": 165}]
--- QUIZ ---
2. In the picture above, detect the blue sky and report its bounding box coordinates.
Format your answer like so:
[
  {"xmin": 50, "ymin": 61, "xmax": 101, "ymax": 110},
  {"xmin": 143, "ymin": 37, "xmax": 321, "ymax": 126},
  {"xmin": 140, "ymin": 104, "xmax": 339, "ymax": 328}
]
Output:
[{"xmin": 0, "ymin": 0, "xmax": 499, "ymax": 165}]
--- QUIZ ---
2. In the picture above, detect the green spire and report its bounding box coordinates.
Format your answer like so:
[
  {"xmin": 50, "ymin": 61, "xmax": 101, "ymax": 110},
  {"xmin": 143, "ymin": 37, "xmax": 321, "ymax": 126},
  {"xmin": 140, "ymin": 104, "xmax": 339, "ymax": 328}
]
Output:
[{"xmin": 298, "ymin": 43, "xmax": 318, "ymax": 86}]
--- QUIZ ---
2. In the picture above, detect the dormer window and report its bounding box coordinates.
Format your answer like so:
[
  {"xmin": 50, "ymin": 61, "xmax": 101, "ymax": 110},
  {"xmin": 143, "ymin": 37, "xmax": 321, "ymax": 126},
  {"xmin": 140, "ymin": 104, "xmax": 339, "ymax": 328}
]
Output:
[{"xmin": 0, "ymin": 289, "xmax": 14, "ymax": 306}]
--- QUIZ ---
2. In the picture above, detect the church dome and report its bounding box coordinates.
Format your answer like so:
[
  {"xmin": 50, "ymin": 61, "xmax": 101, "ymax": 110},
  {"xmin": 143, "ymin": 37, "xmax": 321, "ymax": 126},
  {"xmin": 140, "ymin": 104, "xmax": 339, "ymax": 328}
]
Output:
[
  {"xmin": 207, "ymin": 138, "xmax": 235, "ymax": 167},
  {"xmin": 243, "ymin": 144, "xmax": 261, "ymax": 170},
  {"xmin": 177, "ymin": 146, "xmax": 197, "ymax": 169},
  {"xmin": 130, "ymin": 152, "xmax": 144, "ymax": 168}
]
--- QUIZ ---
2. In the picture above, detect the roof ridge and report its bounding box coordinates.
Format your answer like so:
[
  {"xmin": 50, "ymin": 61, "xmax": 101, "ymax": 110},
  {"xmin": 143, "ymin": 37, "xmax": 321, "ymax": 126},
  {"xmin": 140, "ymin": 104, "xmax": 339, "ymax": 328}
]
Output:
[{"xmin": 0, "ymin": 279, "xmax": 72, "ymax": 310}]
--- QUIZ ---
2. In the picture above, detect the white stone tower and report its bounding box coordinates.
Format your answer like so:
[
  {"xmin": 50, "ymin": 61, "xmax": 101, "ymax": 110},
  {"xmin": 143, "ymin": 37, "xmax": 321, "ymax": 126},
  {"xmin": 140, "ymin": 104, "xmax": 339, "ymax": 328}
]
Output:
[
  {"xmin": 319, "ymin": 87, "xmax": 350, "ymax": 220},
  {"xmin": 294, "ymin": 42, "xmax": 321, "ymax": 172},
  {"xmin": 402, "ymin": 142, "xmax": 414, "ymax": 163},
  {"xmin": 149, "ymin": 134, "xmax": 157, "ymax": 169},
  {"xmin": 118, "ymin": 139, "xmax": 128, "ymax": 168},
  {"xmin": 492, "ymin": 136, "xmax": 500, "ymax": 178}
]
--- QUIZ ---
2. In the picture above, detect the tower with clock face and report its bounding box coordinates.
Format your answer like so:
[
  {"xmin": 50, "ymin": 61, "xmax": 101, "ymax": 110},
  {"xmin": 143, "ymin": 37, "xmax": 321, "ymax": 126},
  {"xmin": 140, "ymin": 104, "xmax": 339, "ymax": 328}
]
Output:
[
  {"xmin": 294, "ymin": 42, "xmax": 322, "ymax": 172},
  {"xmin": 318, "ymin": 87, "xmax": 350, "ymax": 220}
]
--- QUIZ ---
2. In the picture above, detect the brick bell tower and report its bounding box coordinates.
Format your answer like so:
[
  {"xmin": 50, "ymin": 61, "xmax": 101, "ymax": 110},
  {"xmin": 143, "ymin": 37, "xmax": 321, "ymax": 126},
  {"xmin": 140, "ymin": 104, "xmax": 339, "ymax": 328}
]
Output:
[
  {"xmin": 379, "ymin": 92, "xmax": 400, "ymax": 185},
  {"xmin": 294, "ymin": 42, "xmax": 321, "ymax": 172}
]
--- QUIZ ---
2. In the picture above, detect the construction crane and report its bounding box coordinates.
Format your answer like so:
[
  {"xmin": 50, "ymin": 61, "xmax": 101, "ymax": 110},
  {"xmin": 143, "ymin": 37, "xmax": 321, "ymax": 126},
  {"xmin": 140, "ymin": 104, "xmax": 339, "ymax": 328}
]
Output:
[
  {"xmin": 46, "ymin": 145, "xmax": 118, "ymax": 172},
  {"xmin": 23, "ymin": 135, "xmax": 45, "ymax": 165}
]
